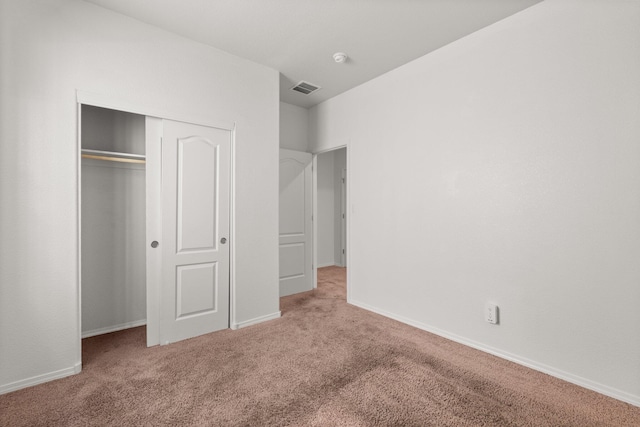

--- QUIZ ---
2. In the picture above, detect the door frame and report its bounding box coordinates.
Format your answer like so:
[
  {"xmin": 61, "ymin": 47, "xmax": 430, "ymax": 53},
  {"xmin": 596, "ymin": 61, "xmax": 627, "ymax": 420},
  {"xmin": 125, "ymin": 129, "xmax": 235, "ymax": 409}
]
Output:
[
  {"xmin": 75, "ymin": 91, "xmax": 237, "ymax": 362},
  {"xmin": 341, "ymin": 167, "xmax": 347, "ymax": 267},
  {"xmin": 311, "ymin": 145, "xmax": 350, "ymax": 300}
]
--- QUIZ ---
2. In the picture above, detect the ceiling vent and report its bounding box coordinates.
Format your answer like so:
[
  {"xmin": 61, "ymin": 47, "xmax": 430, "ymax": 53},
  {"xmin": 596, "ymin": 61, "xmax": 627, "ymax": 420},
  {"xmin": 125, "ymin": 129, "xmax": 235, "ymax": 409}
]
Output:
[{"xmin": 291, "ymin": 81, "xmax": 321, "ymax": 95}]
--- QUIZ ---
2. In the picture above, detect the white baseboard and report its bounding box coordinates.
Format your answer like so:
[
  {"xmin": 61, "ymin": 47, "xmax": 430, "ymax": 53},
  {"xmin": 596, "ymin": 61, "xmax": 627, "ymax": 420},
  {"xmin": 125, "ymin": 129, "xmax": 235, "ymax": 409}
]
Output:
[
  {"xmin": 0, "ymin": 363, "xmax": 81, "ymax": 396},
  {"xmin": 82, "ymin": 319, "xmax": 146, "ymax": 338},
  {"xmin": 349, "ymin": 298, "xmax": 640, "ymax": 408},
  {"xmin": 231, "ymin": 311, "xmax": 281, "ymax": 330},
  {"xmin": 316, "ymin": 262, "xmax": 337, "ymax": 268}
]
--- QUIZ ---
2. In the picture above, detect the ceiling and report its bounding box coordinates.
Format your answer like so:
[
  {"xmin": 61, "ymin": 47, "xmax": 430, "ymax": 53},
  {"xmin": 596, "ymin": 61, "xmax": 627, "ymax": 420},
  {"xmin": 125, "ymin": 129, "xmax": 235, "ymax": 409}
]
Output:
[{"xmin": 84, "ymin": 0, "xmax": 543, "ymax": 109}]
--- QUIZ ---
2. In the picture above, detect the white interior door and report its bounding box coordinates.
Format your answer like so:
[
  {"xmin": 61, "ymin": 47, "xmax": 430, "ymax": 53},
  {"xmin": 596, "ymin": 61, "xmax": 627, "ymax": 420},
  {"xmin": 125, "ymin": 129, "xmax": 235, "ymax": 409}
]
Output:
[
  {"xmin": 160, "ymin": 120, "xmax": 230, "ymax": 345},
  {"xmin": 279, "ymin": 149, "xmax": 313, "ymax": 296}
]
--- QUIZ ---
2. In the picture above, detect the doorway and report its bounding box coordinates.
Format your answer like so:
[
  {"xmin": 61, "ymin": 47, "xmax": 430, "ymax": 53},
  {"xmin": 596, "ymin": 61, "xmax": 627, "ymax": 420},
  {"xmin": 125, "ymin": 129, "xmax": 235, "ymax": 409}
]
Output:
[
  {"xmin": 80, "ymin": 105, "xmax": 147, "ymax": 342},
  {"xmin": 313, "ymin": 147, "xmax": 348, "ymax": 292}
]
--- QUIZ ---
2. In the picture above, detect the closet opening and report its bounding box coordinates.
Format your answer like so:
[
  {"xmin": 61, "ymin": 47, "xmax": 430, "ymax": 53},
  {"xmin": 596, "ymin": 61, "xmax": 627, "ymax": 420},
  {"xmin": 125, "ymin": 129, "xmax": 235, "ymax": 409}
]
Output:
[
  {"xmin": 80, "ymin": 105, "xmax": 148, "ymax": 353},
  {"xmin": 79, "ymin": 96, "xmax": 233, "ymax": 357},
  {"xmin": 313, "ymin": 146, "xmax": 348, "ymax": 300}
]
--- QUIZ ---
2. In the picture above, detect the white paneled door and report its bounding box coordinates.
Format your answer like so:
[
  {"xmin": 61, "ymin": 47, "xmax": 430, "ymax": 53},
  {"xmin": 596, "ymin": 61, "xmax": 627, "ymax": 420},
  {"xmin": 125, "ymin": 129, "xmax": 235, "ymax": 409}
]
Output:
[
  {"xmin": 160, "ymin": 120, "xmax": 230, "ymax": 344},
  {"xmin": 279, "ymin": 149, "xmax": 313, "ymax": 296}
]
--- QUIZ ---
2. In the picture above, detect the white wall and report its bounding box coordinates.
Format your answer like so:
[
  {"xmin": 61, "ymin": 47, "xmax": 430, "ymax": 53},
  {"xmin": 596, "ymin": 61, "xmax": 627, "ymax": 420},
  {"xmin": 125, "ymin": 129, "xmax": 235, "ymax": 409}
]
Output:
[
  {"xmin": 309, "ymin": 0, "xmax": 640, "ymax": 405},
  {"xmin": 280, "ymin": 102, "xmax": 309, "ymax": 151},
  {"xmin": 316, "ymin": 151, "xmax": 335, "ymax": 267},
  {"xmin": 0, "ymin": 0, "xmax": 279, "ymax": 393}
]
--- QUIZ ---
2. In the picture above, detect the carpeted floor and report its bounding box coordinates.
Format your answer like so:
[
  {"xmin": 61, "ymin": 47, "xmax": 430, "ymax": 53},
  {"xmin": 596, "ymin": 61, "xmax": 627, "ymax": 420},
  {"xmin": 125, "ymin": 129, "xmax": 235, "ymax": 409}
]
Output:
[{"xmin": 1, "ymin": 266, "xmax": 639, "ymax": 426}]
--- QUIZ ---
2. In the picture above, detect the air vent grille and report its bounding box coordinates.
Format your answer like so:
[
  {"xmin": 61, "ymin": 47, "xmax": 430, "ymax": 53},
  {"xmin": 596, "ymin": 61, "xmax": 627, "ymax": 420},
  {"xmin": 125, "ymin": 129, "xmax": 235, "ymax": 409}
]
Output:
[{"xmin": 291, "ymin": 81, "xmax": 321, "ymax": 95}]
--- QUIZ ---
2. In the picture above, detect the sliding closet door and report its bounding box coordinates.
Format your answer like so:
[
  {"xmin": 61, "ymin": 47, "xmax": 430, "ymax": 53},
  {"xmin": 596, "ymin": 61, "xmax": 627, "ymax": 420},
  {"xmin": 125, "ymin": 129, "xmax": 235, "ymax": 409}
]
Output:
[{"xmin": 159, "ymin": 120, "xmax": 231, "ymax": 345}]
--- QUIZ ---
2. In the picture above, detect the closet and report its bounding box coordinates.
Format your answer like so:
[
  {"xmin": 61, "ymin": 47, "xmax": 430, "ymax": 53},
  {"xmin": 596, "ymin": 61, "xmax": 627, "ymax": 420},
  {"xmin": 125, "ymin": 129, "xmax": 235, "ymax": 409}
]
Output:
[
  {"xmin": 81, "ymin": 105, "xmax": 147, "ymax": 338},
  {"xmin": 79, "ymin": 101, "xmax": 232, "ymax": 349}
]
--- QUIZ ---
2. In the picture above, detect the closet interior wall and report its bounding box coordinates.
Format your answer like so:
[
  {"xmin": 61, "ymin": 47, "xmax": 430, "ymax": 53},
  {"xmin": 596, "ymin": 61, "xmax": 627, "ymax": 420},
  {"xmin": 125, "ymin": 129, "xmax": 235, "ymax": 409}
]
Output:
[{"xmin": 81, "ymin": 105, "xmax": 147, "ymax": 338}]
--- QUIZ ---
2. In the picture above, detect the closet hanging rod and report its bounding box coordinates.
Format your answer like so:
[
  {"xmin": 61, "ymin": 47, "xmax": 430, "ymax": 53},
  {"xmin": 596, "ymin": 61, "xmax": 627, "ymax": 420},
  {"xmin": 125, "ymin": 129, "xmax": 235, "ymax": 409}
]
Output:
[
  {"xmin": 81, "ymin": 148, "xmax": 145, "ymax": 159},
  {"xmin": 82, "ymin": 154, "xmax": 146, "ymax": 164},
  {"xmin": 81, "ymin": 149, "xmax": 146, "ymax": 164}
]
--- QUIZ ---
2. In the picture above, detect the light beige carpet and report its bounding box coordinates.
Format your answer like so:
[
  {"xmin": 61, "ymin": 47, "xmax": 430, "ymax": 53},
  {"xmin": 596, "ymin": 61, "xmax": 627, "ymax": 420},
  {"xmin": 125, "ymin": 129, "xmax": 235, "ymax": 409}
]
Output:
[{"xmin": 1, "ymin": 266, "xmax": 639, "ymax": 426}]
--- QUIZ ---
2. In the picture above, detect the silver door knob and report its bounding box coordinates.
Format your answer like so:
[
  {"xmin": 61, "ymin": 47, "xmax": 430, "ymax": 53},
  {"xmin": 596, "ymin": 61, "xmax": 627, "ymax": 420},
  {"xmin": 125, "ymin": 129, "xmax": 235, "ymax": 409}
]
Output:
[
  {"xmin": 151, "ymin": 241, "xmax": 159, "ymax": 248},
  {"xmin": 220, "ymin": 238, "xmax": 227, "ymax": 244}
]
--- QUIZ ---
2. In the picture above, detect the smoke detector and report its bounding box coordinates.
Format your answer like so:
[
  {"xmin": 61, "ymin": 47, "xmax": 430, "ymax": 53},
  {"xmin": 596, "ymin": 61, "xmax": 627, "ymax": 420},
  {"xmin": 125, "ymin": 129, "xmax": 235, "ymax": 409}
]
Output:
[{"xmin": 333, "ymin": 52, "xmax": 348, "ymax": 63}]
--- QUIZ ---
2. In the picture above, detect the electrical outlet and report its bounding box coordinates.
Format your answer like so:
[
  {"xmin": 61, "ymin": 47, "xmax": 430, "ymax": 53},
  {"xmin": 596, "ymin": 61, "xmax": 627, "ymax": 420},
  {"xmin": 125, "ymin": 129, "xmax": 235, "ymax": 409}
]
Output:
[{"xmin": 485, "ymin": 303, "xmax": 499, "ymax": 324}]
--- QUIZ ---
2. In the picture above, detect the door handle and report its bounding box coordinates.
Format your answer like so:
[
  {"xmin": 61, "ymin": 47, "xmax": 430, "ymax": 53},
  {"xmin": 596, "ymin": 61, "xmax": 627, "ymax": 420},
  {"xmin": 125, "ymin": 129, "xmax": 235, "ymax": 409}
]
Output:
[
  {"xmin": 151, "ymin": 241, "xmax": 159, "ymax": 248},
  {"xmin": 220, "ymin": 238, "xmax": 227, "ymax": 244}
]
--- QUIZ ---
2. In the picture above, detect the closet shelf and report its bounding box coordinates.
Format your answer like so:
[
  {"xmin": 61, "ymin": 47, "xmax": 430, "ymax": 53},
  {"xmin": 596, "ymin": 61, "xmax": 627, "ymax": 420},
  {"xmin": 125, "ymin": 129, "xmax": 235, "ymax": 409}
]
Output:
[{"xmin": 81, "ymin": 149, "xmax": 146, "ymax": 164}]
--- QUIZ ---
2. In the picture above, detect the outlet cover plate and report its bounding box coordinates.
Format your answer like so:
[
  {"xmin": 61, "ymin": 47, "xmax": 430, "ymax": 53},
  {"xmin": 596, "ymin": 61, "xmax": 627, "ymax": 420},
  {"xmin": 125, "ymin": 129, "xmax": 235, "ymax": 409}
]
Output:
[{"xmin": 485, "ymin": 303, "xmax": 499, "ymax": 324}]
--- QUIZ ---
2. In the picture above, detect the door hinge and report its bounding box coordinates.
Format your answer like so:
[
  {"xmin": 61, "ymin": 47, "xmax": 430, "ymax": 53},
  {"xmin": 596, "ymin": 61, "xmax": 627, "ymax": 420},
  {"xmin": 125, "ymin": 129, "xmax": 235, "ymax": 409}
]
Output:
[{"xmin": 342, "ymin": 249, "xmax": 345, "ymax": 254}]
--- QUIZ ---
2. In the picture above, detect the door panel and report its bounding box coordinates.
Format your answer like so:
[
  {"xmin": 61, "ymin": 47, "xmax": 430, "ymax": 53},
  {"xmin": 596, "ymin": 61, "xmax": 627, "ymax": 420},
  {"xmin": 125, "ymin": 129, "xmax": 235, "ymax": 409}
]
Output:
[
  {"xmin": 279, "ymin": 149, "xmax": 312, "ymax": 296},
  {"xmin": 280, "ymin": 243, "xmax": 305, "ymax": 277},
  {"xmin": 161, "ymin": 120, "xmax": 230, "ymax": 344},
  {"xmin": 176, "ymin": 262, "xmax": 217, "ymax": 318},
  {"xmin": 177, "ymin": 137, "xmax": 218, "ymax": 252}
]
